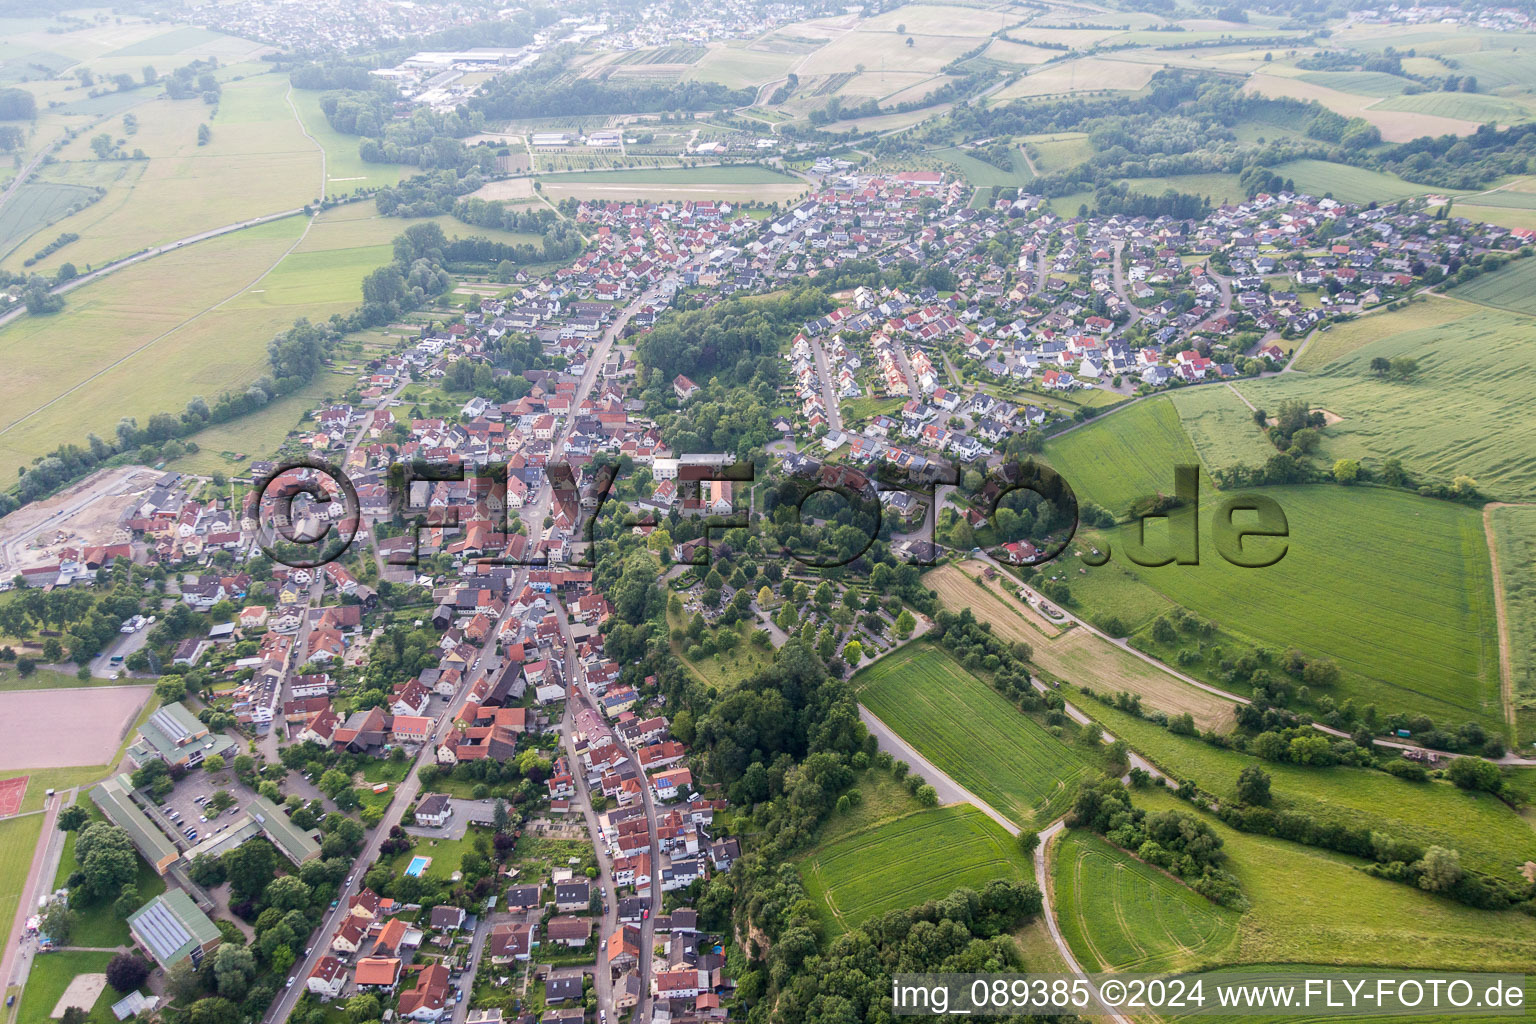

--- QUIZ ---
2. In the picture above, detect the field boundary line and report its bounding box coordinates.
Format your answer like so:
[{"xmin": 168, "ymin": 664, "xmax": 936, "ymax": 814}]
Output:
[{"xmin": 1482, "ymin": 501, "xmax": 1536, "ymax": 735}]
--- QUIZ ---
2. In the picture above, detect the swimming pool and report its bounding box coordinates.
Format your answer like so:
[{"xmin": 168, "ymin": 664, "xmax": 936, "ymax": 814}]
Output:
[{"xmin": 406, "ymin": 855, "xmax": 431, "ymax": 877}]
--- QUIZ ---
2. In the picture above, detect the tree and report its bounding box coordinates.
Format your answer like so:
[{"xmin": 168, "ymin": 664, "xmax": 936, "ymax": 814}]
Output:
[
  {"xmin": 197, "ymin": 123, "xmax": 211, "ymax": 146},
  {"xmin": 57, "ymin": 805, "xmax": 89, "ymax": 832},
  {"xmin": 213, "ymin": 943, "xmax": 256, "ymax": 999},
  {"xmin": 346, "ymin": 993, "xmax": 381, "ymax": 1024},
  {"xmin": 106, "ymin": 953, "xmax": 152, "ymax": 993},
  {"xmin": 1018, "ymin": 830, "xmax": 1040, "ymax": 855},
  {"xmin": 264, "ymin": 875, "xmax": 311, "ymax": 911},
  {"xmin": 843, "ymin": 640, "xmax": 864, "ymax": 664},
  {"xmin": 74, "ymin": 823, "xmax": 137, "ymax": 902},
  {"xmin": 40, "ymin": 902, "xmax": 75, "ymax": 944},
  {"xmin": 207, "ymin": 789, "xmax": 234, "ymax": 814},
  {"xmin": 1414, "ymin": 845, "xmax": 1462, "ymax": 891},
  {"xmin": 1235, "ymin": 764, "xmax": 1271, "ymax": 805},
  {"xmin": 166, "ymin": 959, "xmax": 202, "ymax": 1002},
  {"xmin": 202, "ymin": 753, "xmax": 226, "ymax": 774},
  {"xmin": 1332, "ymin": 458, "xmax": 1360, "ymax": 484},
  {"xmin": 914, "ymin": 784, "xmax": 938, "ymax": 807},
  {"xmin": 114, "ymin": 884, "xmax": 140, "ymax": 919},
  {"xmin": 1446, "ymin": 755, "xmax": 1501, "ymax": 793},
  {"xmin": 1369, "ymin": 356, "xmax": 1391, "ymax": 376},
  {"xmin": 318, "ymin": 768, "xmax": 350, "ymax": 799},
  {"xmin": 894, "ymin": 608, "xmax": 916, "ymax": 638},
  {"xmin": 1388, "ymin": 356, "xmax": 1418, "ymax": 380},
  {"xmin": 222, "ymin": 839, "xmax": 278, "ymax": 900}
]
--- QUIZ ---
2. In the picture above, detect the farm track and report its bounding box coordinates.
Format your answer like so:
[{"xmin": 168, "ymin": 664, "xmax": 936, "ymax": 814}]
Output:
[{"xmin": 1483, "ymin": 501, "xmax": 1536, "ymax": 734}]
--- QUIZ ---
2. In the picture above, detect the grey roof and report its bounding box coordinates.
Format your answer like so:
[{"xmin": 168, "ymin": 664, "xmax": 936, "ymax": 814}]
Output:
[{"xmin": 127, "ymin": 889, "xmax": 221, "ymax": 967}]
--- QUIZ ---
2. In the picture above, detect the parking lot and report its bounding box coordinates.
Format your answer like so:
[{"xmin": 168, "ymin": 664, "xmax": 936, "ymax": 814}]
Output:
[{"xmin": 148, "ymin": 770, "xmax": 258, "ymax": 849}]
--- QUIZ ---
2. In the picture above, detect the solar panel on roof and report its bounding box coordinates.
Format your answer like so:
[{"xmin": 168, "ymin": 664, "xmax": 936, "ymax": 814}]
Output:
[
  {"xmin": 150, "ymin": 708, "xmax": 190, "ymax": 743},
  {"xmin": 135, "ymin": 902, "xmax": 192, "ymax": 961}
]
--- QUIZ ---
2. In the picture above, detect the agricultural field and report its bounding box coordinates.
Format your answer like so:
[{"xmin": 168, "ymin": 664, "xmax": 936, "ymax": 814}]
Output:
[
  {"xmin": 1270, "ymin": 159, "xmax": 1452, "ymax": 204},
  {"xmin": 1372, "ymin": 90, "xmax": 1534, "ymax": 125},
  {"xmin": 1052, "ymin": 829, "xmax": 1239, "ymax": 972},
  {"xmin": 1070, "ymin": 694, "xmax": 1536, "ymax": 884},
  {"xmin": 800, "ymin": 804, "xmax": 1033, "ymax": 935},
  {"xmin": 854, "ymin": 644, "xmax": 1093, "ymax": 826},
  {"xmin": 927, "ymin": 145, "xmax": 1032, "ymax": 187},
  {"xmin": 0, "ymin": 215, "xmax": 306, "ymax": 483},
  {"xmin": 1087, "ymin": 484, "xmax": 1500, "ymax": 728},
  {"xmin": 1290, "ymin": 297, "xmax": 1471, "ymax": 370},
  {"xmin": 0, "ymin": 182, "xmax": 99, "ymax": 263},
  {"xmin": 1446, "ymin": 255, "xmax": 1536, "ymax": 316},
  {"xmin": 994, "ymin": 58, "xmax": 1156, "ymax": 101},
  {"xmin": 1295, "ymin": 70, "xmax": 1413, "ymax": 97},
  {"xmin": 1132, "ymin": 787, "xmax": 1536, "ymax": 970},
  {"xmin": 1168, "ymin": 385, "xmax": 1276, "ymax": 477},
  {"xmin": 1042, "ymin": 396, "xmax": 1204, "ymax": 517},
  {"xmin": 1243, "ymin": 74, "xmax": 1481, "ymax": 142},
  {"xmin": 1236, "ymin": 306, "xmax": 1536, "ymax": 500},
  {"xmin": 924, "ymin": 561, "xmax": 1064, "ymax": 641},
  {"xmin": 685, "ymin": 41, "xmax": 802, "ymax": 91},
  {"xmin": 1488, "ymin": 504, "xmax": 1536, "ymax": 742},
  {"xmin": 4, "ymin": 74, "xmax": 320, "ymax": 275}
]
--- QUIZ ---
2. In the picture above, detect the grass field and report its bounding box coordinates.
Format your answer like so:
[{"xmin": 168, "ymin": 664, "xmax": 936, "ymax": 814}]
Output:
[
  {"xmin": 1245, "ymin": 74, "xmax": 1480, "ymax": 142},
  {"xmin": 928, "ymin": 146, "xmax": 1032, "ymax": 187},
  {"xmin": 1296, "ymin": 70, "xmax": 1413, "ymax": 97},
  {"xmin": 1083, "ymin": 484, "xmax": 1500, "ymax": 727},
  {"xmin": 4, "ymin": 75, "xmax": 319, "ymax": 275},
  {"xmin": 288, "ymin": 89, "xmax": 406, "ymax": 193},
  {"xmin": 1237, "ymin": 305, "xmax": 1536, "ymax": 500},
  {"xmin": 0, "ymin": 812, "xmax": 43, "ymax": 950},
  {"xmin": 1133, "ymin": 787, "xmax": 1536, "ymax": 970},
  {"xmin": 1043, "ymin": 397, "xmax": 1203, "ymax": 517},
  {"xmin": 1070, "ymin": 693, "xmax": 1536, "ymax": 882},
  {"xmin": 994, "ymin": 58, "xmax": 1156, "ymax": 101},
  {"xmin": 0, "ymin": 215, "xmax": 307, "ymax": 483},
  {"xmin": 1271, "ymin": 159, "xmax": 1451, "ymax": 204},
  {"xmin": 1291, "ymin": 298, "xmax": 1471, "ymax": 370},
  {"xmin": 1372, "ymin": 91, "xmax": 1534, "ymax": 125},
  {"xmin": 16, "ymin": 949, "xmax": 119, "ymax": 1024},
  {"xmin": 1053, "ymin": 828, "xmax": 1239, "ymax": 972},
  {"xmin": 853, "ymin": 644, "xmax": 1092, "ymax": 826},
  {"xmin": 0, "ymin": 182, "xmax": 99, "ymax": 263},
  {"xmin": 50, "ymin": 801, "xmax": 166, "ymax": 947},
  {"xmin": 800, "ymin": 804, "xmax": 1033, "ymax": 935},
  {"xmin": 538, "ymin": 165, "xmax": 806, "ymax": 204},
  {"xmin": 1168, "ymin": 386, "xmax": 1275, "ymax": 476},
  {"xmin": 1446, "ymin": 255, "xmax": 1536, "ymax": 315},
  {"xmin": 1488, "ymin": 504, "xmax": 1536, "ymax": 740}
]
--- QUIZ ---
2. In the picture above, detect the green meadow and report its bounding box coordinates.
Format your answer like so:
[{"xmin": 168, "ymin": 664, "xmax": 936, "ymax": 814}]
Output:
[
  {"xmin": 800, "ymin": 804, "xmax": 1033, "ymax": 935},
  {"xmin": 854, "ymin": 644, "xmax": 1093, "ymax": 826}
]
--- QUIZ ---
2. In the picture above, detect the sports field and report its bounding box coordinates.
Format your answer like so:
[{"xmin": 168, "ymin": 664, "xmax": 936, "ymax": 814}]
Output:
[
  {"xmin": 1043, "ymin": 396, "xmax": 1204, "ymax": 517},
  {"xmin": 800, "ymin": 805, "xmax": 1032, "ymax": 935},
  {"xmin": 1447, "ymin": 256, "xmax": 1536, "ymax": 316},
  {"xmin": 1071, "ymin": 692, "xmax": 1536, "ymax": 883},
  {"xmin": 853, "ymin": 644, "xmax": 1092, "ymax": 826},
  {"xmin": 0, "ymin": 686, "xmax": 151, "ymax": 770},
  {"xmin": 0, "ymin": 812, "xmax": 44, "ymax": 955},
  {"xmin": 1053, "ymin": 829, "xmax": 1238, "ymax": 972},
  {"xmin": 1237, "ymin": 306, "xmax": 1536, "ymax": 500}
]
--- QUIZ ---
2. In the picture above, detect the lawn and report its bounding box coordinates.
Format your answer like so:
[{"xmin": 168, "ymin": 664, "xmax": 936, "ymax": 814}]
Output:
[
  {"xmin": 853, "ymin": 644, "xmax": 1093, "ymax": 826},
  {"xmin": 800, "ymin": 804, "xmax": 1033, "ymax": 936},
  {"xmin": 51, "ymin": 800, "xmax": 166, "ymax": 947},
  {"xmin": 1043, "ymin": 396, "xmax": 1204, "ymax": 517},
  {"xmin": 1075, "ymin": 484, "xmax": 1500, "ymax": 728},
  {"xmin": 16, "ymin": 950, "xmax": 119, "ymax": 1024},
  {"xmin": 0, "ymin": 813, "xmax": 43, "ymax": 948},
  {"xmin": 1236, "ymin": 305, "xmax": 1536, "ymax": 500},
  {"xmin": 1052, "ymin": 828, "xmax": 1239, "ymax": 972},
  {"xmin": 1133, "ymin": 787, "xmax": 1536, "ymax": 970},
  {"xmin": 1446, "ymin": 255, "xmax": 1536, "ymax": 316},
  {"xmin": 1068, "ymin": 691, "xmax": 1536, "ymax": 883},
  {"xmin": 1168, "ymin": 385, "xmax": 1276, "ymax": 477},
  {"xmin": 1488, "ymin": 504, "xmax": 1536, "ymax": 743}
]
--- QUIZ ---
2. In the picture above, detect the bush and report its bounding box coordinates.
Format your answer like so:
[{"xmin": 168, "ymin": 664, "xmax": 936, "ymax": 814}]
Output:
[{"xmin": 106, "ymin": 953, "xmax": 152, "ymax": 992}]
